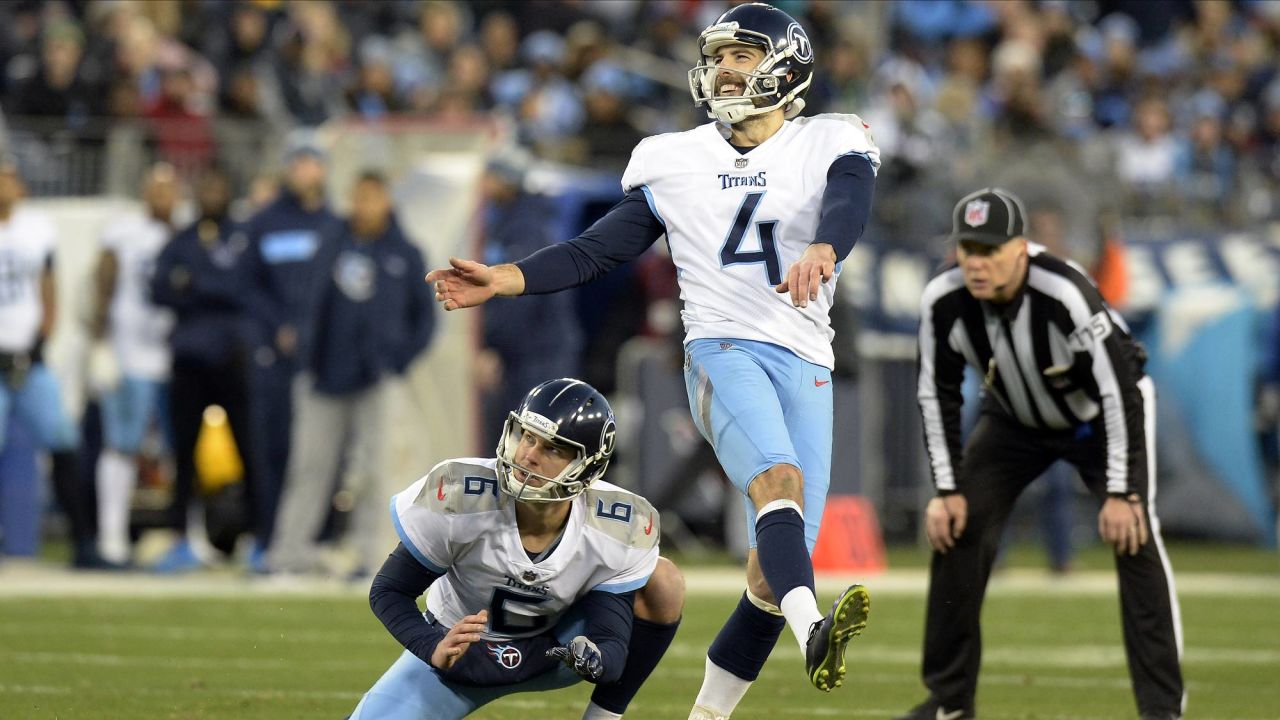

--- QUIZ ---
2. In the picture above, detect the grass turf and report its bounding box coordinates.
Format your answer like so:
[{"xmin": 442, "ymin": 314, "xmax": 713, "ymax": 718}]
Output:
[{"xmin": 2, "ymin": 542, "xmax": 1277, "ymax": 719}]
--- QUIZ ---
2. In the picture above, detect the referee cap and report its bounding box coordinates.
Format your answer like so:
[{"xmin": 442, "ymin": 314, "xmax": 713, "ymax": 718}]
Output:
[{"xmin": 950, "ymin": 187, "xmax": 1027, "ymax": 245}]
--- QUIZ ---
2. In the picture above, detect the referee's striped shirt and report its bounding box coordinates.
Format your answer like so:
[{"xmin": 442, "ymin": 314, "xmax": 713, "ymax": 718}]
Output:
[{"xmin": 916, "ymin": 243, "xmax": 1148, "ymax": 495}]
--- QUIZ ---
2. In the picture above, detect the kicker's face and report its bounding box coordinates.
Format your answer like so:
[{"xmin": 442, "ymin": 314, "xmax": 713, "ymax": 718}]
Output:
[
  {"xmin": 712, "ymin": 43, "xmax": 765, "ymax": 98},
  {"xmin": 512, "ymin": 431, "xmax": 574, "ymax": 488}
]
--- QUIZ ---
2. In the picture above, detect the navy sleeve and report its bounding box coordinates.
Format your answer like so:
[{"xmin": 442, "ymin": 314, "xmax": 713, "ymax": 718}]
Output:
[
  {"xmin": 813, "ymin": 153, "xmax": 876, "ymax": 262},
  {"xmin": 368, "ymin": 543, "xmax": 447, "ymax": 665},
  {"xmin": 514, "ymin": 190, "xmax": 664, "ymax": 295},
  {"xmin": 575, "ymin": 589, "xmax": 635, "ymax": 685}
]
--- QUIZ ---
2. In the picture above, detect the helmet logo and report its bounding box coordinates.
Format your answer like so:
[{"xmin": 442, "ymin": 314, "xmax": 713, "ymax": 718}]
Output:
[
  {"xmin": 964, "ymin": 199, "xmax": 990, "ymax": 227},
  {"xmin": 520, "ymin": 411, "xmax": 559, "ymax": 436},
  {"xmin": 786, "ymin": 22, "xmax": 813, "ymax": 64}
]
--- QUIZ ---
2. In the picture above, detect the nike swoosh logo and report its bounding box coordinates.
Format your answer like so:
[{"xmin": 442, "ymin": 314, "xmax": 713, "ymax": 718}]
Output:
[
  {"xmin": 815, "ymin": 378, "xmax": 830, "ymax": 387},
  {"xmin": 937, "ymin": 709, "xmax": 966, "ymax": 720},
  {"xmin": 644, "ymin": 515, "xmax": 654, "ymax": 535},
  {"xmin": 436, "ymin": 478, "xmax": 446, "ymax": 501}
]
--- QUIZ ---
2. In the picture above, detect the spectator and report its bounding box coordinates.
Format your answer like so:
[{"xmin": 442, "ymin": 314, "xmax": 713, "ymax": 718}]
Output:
[
  {"xmin": 266, "ymin": 170, "xmax": 434, "ymax": 576},
  {"xmin": 145, "ymin": 65, "xmax": 216, "ymax": 178},
  {"xmin": 1113, "ymin": 95, "xmax": 1179, "ymax": 214},
  {"xmin": 573, "ymin": 62, "xmax": 645, "ymax": 171},
  {"xmin": 7, "ymin": 19, "xmax": 101, "ymax": 123},
  {"xmin": 149, "ymin": 166, "xmax": 259, "ymax": 573}
]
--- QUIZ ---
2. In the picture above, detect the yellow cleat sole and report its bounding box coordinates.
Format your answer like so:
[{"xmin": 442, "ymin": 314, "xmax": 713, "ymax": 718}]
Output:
[{"xmin": 809, "ymin": 584, "xmax": 870, "ymax": 692}]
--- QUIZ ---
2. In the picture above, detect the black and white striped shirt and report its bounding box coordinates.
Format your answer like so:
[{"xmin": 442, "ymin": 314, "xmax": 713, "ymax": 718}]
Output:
[{"xmin": 916, "ymin": 244, "xmax": 1147, "ymax": 495}]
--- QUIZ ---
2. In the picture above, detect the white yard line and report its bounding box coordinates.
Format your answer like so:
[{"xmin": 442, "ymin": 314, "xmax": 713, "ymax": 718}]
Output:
[{"xmin": 1, "ymin": 562, "xmax": 1277, "ymax": 598}]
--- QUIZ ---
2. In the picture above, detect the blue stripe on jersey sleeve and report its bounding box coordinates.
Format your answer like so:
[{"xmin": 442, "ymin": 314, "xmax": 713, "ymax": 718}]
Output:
[
  {"xmin": 639, "ymin": 185, "xmax": 667, "ymax": 228},
  {"xmin": 593, "ymin": 573, "xmax": 652, "ymax": 594},
  {"xmin": 389, "ymin": 497, "xmax": 449, "ymax": 574}
]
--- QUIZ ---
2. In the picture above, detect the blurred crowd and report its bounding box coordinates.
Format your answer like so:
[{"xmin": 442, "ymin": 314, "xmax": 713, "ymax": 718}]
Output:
[{"xmin": 0, "ymin": 0, "xmax": 1277, "ymax": 230}]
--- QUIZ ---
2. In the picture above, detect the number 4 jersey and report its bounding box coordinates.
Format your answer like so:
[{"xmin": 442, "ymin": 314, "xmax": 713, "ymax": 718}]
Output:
[
  {"xmin": 391, "ymin": 458, "xmax": 659, "ymax": 641},
  {"xmin": 622, "ymin": 114, "xmax": 880, "ymax": 370}
]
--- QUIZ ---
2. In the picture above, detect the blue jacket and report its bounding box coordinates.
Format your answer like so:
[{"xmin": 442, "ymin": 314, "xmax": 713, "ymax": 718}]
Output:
[
  {"xmin": 150, "ymin": 217, "xmax": 257, "ymax": 367},
  {"xmin": 482, "ymin": 192, "xmax": 582, "ymax": 362},
  {"xmin": 302, "ymin": 216, "xmax": 435, "ymax": 395},
  {"xmin": 242, "ymin": 190, "xmax": 344, "ymax": 352}
]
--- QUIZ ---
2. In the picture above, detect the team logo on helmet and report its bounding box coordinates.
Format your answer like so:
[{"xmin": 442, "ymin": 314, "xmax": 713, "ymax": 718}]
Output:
[
  {"xmin": 487, "ymin": 643, "xmax": 523, "ymax": 670},
  {"xmin": 786, "ymin": 22, "xmax": 813, "ymax": 64},
  {"xmin": 964, "ymin": 199, "xmax": 990, "ymax": 227}
]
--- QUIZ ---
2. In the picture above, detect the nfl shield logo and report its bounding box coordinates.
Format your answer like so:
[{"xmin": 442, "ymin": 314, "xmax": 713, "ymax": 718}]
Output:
[
  {"xmin": 964, "ymin": 199, "xmax": 990, "ymax": 227},
  {"xmin": 735, "ymin": 158, "xmax": 748, "ymax": 169},
  {"xmin": 522, "ymin": 570, "xmax": 538, "ymax": 583}
]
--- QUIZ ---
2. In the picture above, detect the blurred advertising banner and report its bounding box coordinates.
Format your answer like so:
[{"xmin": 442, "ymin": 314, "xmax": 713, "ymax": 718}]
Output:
[{"xmin": 1124, "ymin": 230, "xmax": 1280, "ymax": 546}]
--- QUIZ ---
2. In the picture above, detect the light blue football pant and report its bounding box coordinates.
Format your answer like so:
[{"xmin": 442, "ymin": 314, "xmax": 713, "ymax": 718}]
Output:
[
  {"xmin": 682, "ymin": 337, "xmax": 833, "ymax": 550},
  {"xmin": 349, "ymin": 610, "xmax": 586, "ymax": 719},
  {"xmin": 99, "ymin": 376, "xmax": 169, "ymax": 454},
  {"xmin": 0, "ymin": 363, "xmax": 79, "ymax": 451}
]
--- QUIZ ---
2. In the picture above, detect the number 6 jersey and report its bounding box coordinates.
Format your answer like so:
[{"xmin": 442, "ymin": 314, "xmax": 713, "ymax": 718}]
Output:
[
  {"xmin": 391, "ymin": 458, "xmax": 659, "ymax": 641},
  {"xmin": 622, "ymin": 114, "xmax": 880, "ymax": 370}
]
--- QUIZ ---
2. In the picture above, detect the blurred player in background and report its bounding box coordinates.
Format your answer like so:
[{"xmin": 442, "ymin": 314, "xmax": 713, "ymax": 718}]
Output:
[
  {"xmin": 352, "ymin": 378, "xmax": 683, "ymax": 720},
  {"xmin": 90, "ymin": 162, "xmax": 179, "ymax": 566},
  {"xmin": 428, "ymin": 4, "xmax": 878, "ymax": 716},
  {"xmin": 904, "ymin": 188, "xmax": 1183, "ymax": 720},
  {"xmin": 0, "ymin": 160, "xmax": 93, "ymax": 567}
]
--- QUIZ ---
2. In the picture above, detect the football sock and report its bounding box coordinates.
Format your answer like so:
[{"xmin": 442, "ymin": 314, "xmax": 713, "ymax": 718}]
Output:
[
  {"xmin": 96, "ymin": 450, "xmax": 136, "ymax": 564},
  {"xmin": 697, "ymin": 592, "xmax": 784, "ymax": 715},
  {"xmin": 754, "ymin": 501, "xmax": 823, "ymax": 651},
  {"xmin": 590, "ymin": 616, "xmax": 681, "ymax": 714},
  {"xmin": 580, "ymin": 701, "xmax": 623, "ymax": 720}
]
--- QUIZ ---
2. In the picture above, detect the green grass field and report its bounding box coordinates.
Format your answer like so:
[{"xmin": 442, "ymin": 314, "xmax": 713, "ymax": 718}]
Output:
[{"xmin": 2, "ymin": 542, "xmax": 1277, "ymax": 719}]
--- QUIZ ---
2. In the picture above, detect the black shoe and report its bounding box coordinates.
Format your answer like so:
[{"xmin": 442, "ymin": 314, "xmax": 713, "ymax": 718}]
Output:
[
  {"xmin": 1140, "ymin": 713, "xmax": 1181, "ymax": 720},
  {"xmin": 804, "ymin": 583, "xmax": 870, "ymax": 691},
  {"xmin": 893, "ymin": 699, "xmax": 974, "ymax": 720}
]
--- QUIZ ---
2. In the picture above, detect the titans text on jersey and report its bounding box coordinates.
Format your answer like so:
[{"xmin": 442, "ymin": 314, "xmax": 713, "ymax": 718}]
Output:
[{"xmin": 623, "ymin": 114, "xmax": 880, "ymax": 370}]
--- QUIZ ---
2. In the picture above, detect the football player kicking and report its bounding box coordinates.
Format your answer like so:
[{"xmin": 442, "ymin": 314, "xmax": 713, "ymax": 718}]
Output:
[
  {"xmin": 428, "ymin": 4, "xmax": 878, "ymax": 718},
  {"xmin": 349, "ymin": 379, "xmax": 683, "ymax": 720}
]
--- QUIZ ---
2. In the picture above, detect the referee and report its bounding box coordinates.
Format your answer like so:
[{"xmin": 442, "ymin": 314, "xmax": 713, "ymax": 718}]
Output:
[{"xmin": 896, "ymin": 189, "xmax": 1184, "ymax": 720}]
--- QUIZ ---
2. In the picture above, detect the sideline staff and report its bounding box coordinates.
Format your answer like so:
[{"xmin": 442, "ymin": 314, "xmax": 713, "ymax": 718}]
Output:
[{"xmin": 900, "ymin": 188, "xmax": 1184, "ymax": 720}]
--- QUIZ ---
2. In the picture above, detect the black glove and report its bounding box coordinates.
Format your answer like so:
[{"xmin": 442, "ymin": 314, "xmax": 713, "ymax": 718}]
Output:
[{"xmin": 546, "ymin": 635, "xmax": 604, "ymax": 682}]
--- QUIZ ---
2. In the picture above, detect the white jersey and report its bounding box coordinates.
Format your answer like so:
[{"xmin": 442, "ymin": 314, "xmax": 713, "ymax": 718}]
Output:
[
  {"xmin": 0, "ymin": 208, "xmax": 57, "ymax": 353},
  {"xmin": 101, "ymin": 214, "xmax": 174, "ymax": 379},
  {"xmin": 391, "ymin": 458, "xmax": 659, "ymax": 641},
  {"xmin": 622, "ymin": 114, "xmax": 880, "ymax": 369}
]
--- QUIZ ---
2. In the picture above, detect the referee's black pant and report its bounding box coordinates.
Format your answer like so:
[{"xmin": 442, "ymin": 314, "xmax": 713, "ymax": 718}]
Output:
[{"xmin": 921, "ymin": 377, "xmax": 1184, "ymax": 717}]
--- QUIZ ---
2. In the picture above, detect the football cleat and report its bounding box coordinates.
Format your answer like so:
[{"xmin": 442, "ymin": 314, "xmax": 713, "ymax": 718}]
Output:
[
  {"xmin": 688, "ymin": 705, "xmax": 730, "ymax": 720},
  {"xmin": 892, "ymin": 699, "xmax": 974, "ymax": 720},
  {"xmin": 804, "ymin": 583, "xmax": 869, "ymax": 691}
]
